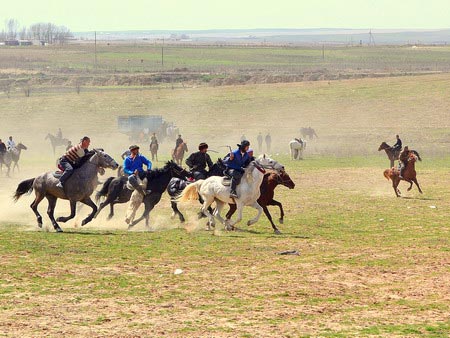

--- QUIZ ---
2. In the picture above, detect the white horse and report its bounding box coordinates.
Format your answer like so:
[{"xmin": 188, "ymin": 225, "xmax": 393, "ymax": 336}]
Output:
[
  {"xmin": 289, "ymin": 139, "xmax": 306, "ymax": 160},
  {"xmin": 178, "ymin": 155, "xmax": 284, "ymax": 230}
]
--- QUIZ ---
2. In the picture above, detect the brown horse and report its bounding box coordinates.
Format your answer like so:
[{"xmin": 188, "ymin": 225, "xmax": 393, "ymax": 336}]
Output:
[
  {"xmin": 172, "ymin": 142, "xmax": 188, "ymax": 165},
  {"xmin": 150, "ymin": 143, "xmax": 158, "ymax": 162},
  {"xmin": 378, "ymin": 142, "xmax": 422, "ymax": 168},
  {"xmin": 383, "ymin": 152, "xmax": 423, "ymax": 197},
  {"xmin": 225, "ymin": 170, "xmax": 295, "ymax": 234}
]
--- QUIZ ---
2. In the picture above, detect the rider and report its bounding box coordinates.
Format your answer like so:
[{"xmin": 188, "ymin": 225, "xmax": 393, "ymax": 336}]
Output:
[
  {"xmin": 224, "ymin": 140, "xmax": 251, "ymax": 199},
  {"xmin": 66, "ymin": 140, "xmax": 73, "ymax": 151},
  {"xmin": 0, "ymin": 139, "xmax": 6, "ymax": 155},
  {"xmin": 392, "ymin": 134, "xmax": 402, "ymax": 152},
  {"xmin": 174, "ymin": 134, "xmax": 183, "ymax": 152},
  {"xmin": 56, "ymin": 136, "xmax": 90, "ymax": 189},
  {"xmin": 398, "ymin": 145, "xmax": 409, "ymax": 179},
  {"xmin": 123, "ymin": 144, "xmax": 152, "ymax": 196},
  {"xmin": 185, "ymin": 142, "xmax": 213, "ymax": 180},
  {"xmin": 56, "ymin": 128, "xmax": 62, "ymax": 140},
  {"xmin": 150, "ymin": 133, "xmax": 159, "ymax": 150},
  {"xmin": 6, "ymin": 136, "xmax": 16, "ymax": 151}
]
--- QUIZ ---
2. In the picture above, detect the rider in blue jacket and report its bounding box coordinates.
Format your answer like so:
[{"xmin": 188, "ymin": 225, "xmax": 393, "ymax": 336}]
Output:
[
  {"xmin": 224, "ymin": 140, "xmax": 251, "ymax": 198},
  {"xmin": 124, "ymin": 144, "xmax": 152, "ymax": 196}
]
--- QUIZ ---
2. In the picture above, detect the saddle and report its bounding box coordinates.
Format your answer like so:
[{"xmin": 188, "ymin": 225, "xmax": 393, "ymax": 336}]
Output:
[
  {"xmin": 221, "ymin": 176, "xmax": 231, "ymax": 186},
  {"xmin": 53, "ymin": 164, "xmax": 65, "ymax": 178}
]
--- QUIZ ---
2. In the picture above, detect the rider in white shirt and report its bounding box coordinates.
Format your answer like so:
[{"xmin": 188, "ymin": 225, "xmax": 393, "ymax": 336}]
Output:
[{"xmin": 6, "ymin": 136, "xmax": 16, "ymax": 151}]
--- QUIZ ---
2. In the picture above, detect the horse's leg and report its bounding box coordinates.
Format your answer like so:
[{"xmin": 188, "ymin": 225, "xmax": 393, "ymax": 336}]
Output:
[
  {"xmin": 268, "ymin": 199, "xmax": 285, "ymax": 224},
  {"xmin": 171, "ymin": 201, "xmax": 185, "ymax": 223},
  {"xmin": 30, "ymin": 193, "xmax": 45, "ymax": 228},
  {"xmin": 247, "ymin": 201, "xmax": 263, "ymax": 226},
  {"xmin": 225, "ymin": 204, "xmax": 237, "ymax": 220},
  {"xmin": 213, "ymin": 200, "xmax": 227, "ymax": 225},
  {"xmin": 412, "ymin": 178, "xmax": 423, "ymax": 194},
  {"xmin": 393, "ymin": 179, "xmax": 400, "ymax": 197},
  {"xmin": 227, "ymin": 201, "xmax": 244, "ymax": 229},
  {"xmin": 262, "ymin": 205, "xmax": 281, "ymax": 234},
  {"xmin": 79, "ymin": 197, "xmax": 98, "ymax": 226},
  {"xmin": 56, "ymin": 200, "xmax": 76, "ymax": 222},
  {"xmin": 46, "ymin": 195, "xmax": 63, "ymax": 232},
  {"xmin": 407, "ymin": 180, "xmax": 413, "ymax": 191},
  {"xmin": 200, "ymin": 196, "xmax": 216, "ymax": 230},
  {"xmin": 107, "ymin": 202, "xmax": 116, "ymax": 220}
]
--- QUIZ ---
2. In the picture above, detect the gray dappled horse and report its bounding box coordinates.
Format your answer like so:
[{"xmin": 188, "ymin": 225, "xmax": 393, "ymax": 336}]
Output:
[
  {"xmin": 45, "ymin": 133, "xmax": 70, "ymax": 155},
  {"xmin": 13, "ymin": 149, "xmax": 118, "ymax": 232},
  {"xmin": 0, "ymin": 143, "xmax": 27, "ymax": 176}
]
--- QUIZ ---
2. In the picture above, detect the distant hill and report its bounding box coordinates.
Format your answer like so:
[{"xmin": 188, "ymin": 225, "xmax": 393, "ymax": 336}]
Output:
[{"xmin": 73, "ymin": 28, "xmax": 450, "ymax": 45}]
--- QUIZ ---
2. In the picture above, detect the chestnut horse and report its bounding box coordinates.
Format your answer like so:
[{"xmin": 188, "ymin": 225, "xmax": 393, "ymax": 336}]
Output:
[
  {"xmin": 225, "ymin": 170, "xmax": 295, "ymax": 234},
  {"xmin": 383, "ymin": 152, "xmax": 423, "ymax": 197},
  {"xmin": 172, "ymin": 142, "xmax": 188, "ymax": 165}
]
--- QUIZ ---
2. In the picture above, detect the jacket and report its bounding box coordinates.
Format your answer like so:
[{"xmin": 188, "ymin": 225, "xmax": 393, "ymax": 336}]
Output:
[{"xmin": 123, "ymin": 154, "xmax": 152, "ymax": 175}]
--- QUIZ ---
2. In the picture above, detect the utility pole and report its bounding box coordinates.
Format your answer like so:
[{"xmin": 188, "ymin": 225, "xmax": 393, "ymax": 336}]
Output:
[
  {"xmin": 94, "ymin": 31, "xmax": 97, "ymax": 68},
  {"xmin": 161, "ymin": 37, "xmax": 164, "ymax": 69},
  {"xmin": 369, "ymin": 29, "xmax": 376, "ymax": 46},
  {"xmin": 322, "ymin": 44, "xmax": 325, "ymax": 60}
]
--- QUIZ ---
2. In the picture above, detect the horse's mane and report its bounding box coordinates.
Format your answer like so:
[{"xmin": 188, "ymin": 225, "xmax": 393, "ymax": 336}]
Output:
[
  {"xmin": 145, "ymin": 161, "xmax": 177, "ymax": 179},
  {"xmin": 74, "ymin": 151, "xmax": 96, "ymax": 169}
]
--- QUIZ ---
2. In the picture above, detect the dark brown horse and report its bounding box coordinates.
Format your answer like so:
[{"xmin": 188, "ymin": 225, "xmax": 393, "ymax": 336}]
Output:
[
  {"xmin": 378, "ymin": 142, "xmax": 422, "ymax": 168},
  {"xmin": 383, "ymin": 152, "xmax": 423, "ymax": 197},
  {"xmin": 172, "ymin": 142, "xmax": 188, "ymax": 165},
  {"xmin": 150, "ymin": 143, "xmax": 158, "ymax": 162},
  {"xmin": 225, "ymin": 170, "xmax": 295, "ymax": 234}
]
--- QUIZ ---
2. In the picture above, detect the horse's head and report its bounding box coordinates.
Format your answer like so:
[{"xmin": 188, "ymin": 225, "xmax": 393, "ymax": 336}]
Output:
[
  {"xmin": 17, "ymin": 143, "xmax": 27, "ymax": 150},
  {"xmin": 378, "ymin": 142, "xmax": 389, "ymax": 151},
  {"xmin": 92, "ymin": 149, "xmax": 119, "ymax": 170},
  {"xmin": 408, "ymin": 152, "xmax": 418, "ymax": 163},
  {"xmin": 276, "ymin": 171, "xmax": 295, "ymax": 189},
  {"xmin": 256, "ymin": 154, "xmax": 284, "ymax": 172},
  {"xmin": 167, "ymin": 160, "xmax": 188, "ymax": 178}
]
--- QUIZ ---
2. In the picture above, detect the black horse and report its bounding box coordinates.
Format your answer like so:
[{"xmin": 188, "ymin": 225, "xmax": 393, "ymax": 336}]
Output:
[
  {"xmin": 167, "ymin": 159, "xmax": 227, "ymax": 223},
  {"xmin": 127, "ymin": 161, "xmax": 188, "ymax": 229},
  {"xmin": 95, "ymin": 161, "xmax": 188, "ymax": 222}
]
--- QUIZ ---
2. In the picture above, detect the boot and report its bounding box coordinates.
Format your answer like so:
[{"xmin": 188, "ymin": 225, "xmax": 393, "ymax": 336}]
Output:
[{"xmin": 230, "ymin": 189, "xmax": 238, "ymax": 198}]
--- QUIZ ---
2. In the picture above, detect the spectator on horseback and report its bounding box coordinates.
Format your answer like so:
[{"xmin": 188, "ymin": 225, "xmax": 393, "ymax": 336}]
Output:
[
  {"xmin": 265, "ymin": 133, "xmax": 272, "ymax": 153},
  {"xmin": 398, "ymin": 145, "xmax": 409, "ymax": 179},
  {"xmin": 257, "ymin": 133, "xmax": 263, "ymax": 152},
  {"xmin": 56, "ymin": 136, "xmax": 90, "ymax": 189},
  {"xmin": 150, "ymin": 133, "xmax": 159, "ymax": 150},
  {"xmin": 0, "ymin": 139, "xmax": 6, "ymax": 155},
  {"xmin": 56, "ymin": 128, "xmax": 62, "ymax": 140},
  {"xmin": 7, "ymin": 136, "xmax": 16, "ymax": 151},
  {"xmin": 175, "ymin": 134, "xmax": 183, "ymax": 151},
  {"xmin": 123, "ymin": 144, "xmax": 152, "ymax": 196},
  {"xmin": 185, "ymin": 142, "xmax": 213, "ymax": 180},
  {"xmin": 392, "ymin": 134, "xmax": 402, "ymax": 152},
  {"xmin": 224, "ymin": 140, "xmax": 251, "ymax": 199}
]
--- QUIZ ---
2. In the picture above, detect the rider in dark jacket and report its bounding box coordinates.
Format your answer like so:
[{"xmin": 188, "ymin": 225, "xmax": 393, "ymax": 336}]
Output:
[
  {"xmin": 185, "ymin": 143, "xmax": 213, "ymax": 180},
  {"xmin": 223, "ymin": 140, "xmax": 251, "ymax": 198},
  {"xmin": 392, "ymin": 135, "xmax": 402, "ymax": 152}
]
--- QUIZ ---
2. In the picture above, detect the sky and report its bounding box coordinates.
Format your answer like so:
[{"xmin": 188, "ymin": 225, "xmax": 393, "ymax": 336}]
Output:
[{"xmin": 1, "ymin": 0, "xmax": 449, "ymax": 32}]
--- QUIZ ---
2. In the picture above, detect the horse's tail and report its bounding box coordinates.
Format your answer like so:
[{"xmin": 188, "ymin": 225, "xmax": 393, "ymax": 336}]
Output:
[
  {"xmin": 412, "ymin": 150, "xmax": 422, "ymax": 161},
  {"xmin": 177, "ymin": 181, "xmax": 203, "ymax": 202},
  {"xmin": 96, "ymin": 176, "xmax": 115, "ymax": 202},
  {"xmin": 383, "ymin": 169, "xmax": 392, "ymax": 181},
  {"xmin": 13, "ymin": 178, "xmax": 35, "ymax": 202}
]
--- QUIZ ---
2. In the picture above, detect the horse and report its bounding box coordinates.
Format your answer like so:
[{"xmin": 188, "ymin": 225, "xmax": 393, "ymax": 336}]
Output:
[
  {"xmin": 126, "ymin": 161, "xmax": 188, "ymax": 229},
  {"xmin": 378, "ymin": 142, "xmax": 422, "ymax": 168},
  {"xmin": 13, "ymin": 150, "xmax": 119, "ymax": 232},
  {"xmin": 289, "ymin": 139, "xmax": 306, "ymax": 160},
  {"xmin": 300, "ymin": 127, "xmax": 318, "ymax": 140},
  {"xmin": 150, "ymin": 143, "xmax": 158, "ymax": 162},
  {"xmin": 225, "ymin": 170, "xmax": 295, "ymax": 234},
  {"xmin": 172, "ymin": 142, "xmax": 188, "ymax": 165},
  {"xmin": 383, "ymin": 152, "xmax": 423, "ymax": 197},
  {"xmin": 177, "ymin": 155, "xmax": 284, "ymax": 230},
  {"xmin": 167, "ymin": 159, "xmax": 228, "ymax": 223},
  {"xmin": 0, "ymin": 143, "xmax": 27, "ymax": 176},
  {"xmin": 45, "ymin": 133, "xmax": 69, "ymax": 155}
]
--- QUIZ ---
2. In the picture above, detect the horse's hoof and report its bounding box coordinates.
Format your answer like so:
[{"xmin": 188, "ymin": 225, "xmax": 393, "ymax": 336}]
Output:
[
  {"xmin": 55, "ymin": 227, "xmax": 63, "ymax": 233},
  {"xmin": 274, "ymin": 229, "xmax": 282, "ymax": 235},
  {"xmin": 37, "ymin": 223, "xmax": 43, "ymax": 228},
  {"xmin": 81, "ymin": 219, "xmax": 90, "ymax": 226},
  {"xmin": 279, "ymin": 219, "xmax": 284, "ymax": 224}
]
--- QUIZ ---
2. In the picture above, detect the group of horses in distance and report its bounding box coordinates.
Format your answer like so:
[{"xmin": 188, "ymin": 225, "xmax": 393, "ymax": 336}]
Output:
[{"xmin": 0, "ymin": 143, "xmax": 27, "ymax": 177}]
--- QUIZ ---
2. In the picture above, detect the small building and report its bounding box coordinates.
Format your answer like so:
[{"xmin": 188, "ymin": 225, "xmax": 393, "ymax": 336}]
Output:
[{"xmin": 19, "ymin": 40, "xmax": 33, "ymax": 46}]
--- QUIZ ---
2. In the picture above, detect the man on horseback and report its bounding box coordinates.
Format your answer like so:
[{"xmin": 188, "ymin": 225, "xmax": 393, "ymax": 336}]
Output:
[
  {"xmin": 123, "ymin": 144, "xmax": 152, "ymax": 196},
  {"xmin": 185, "ymin": 142, "xmax": 213, "ymax": 180},
  {"xmin": 56, "ymin": 128, "xmax": 62, "ymax": 140},
  {"xmin": 398, "ymin": 145, "xmax": 409, "ymax": 179},
  {"xmin": 150, "ymin": 133, "xmax": 159, "ymax": 151},
  {"xmin": 392, "ymin": 135, "xmax": 402, "ymax": 152},
  {"xmin": 0, "ymin": 139, "xmax": 6, "ymax": 155},
  {"xmin": 174, "ymin": 134, "xmax": 183, "ymax": 153},
  {"xmin": 56, "ymin": 136, "xmax": 91, "ymax": 189},
  {"xmin": 7, "ymin": 136, "xmax": 16, "ymax": 151},
  {"xmin": 224, "ymin": 140, "xmax": 251, "ymax": 199}
]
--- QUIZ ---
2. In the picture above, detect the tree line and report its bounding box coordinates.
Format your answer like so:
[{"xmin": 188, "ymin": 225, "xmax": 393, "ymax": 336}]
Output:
[{"xmin": 1, "ymin": 19, "xmax": 73, "ymax": 44}]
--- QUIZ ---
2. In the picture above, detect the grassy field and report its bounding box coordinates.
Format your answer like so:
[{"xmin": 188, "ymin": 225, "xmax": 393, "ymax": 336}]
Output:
[{"xmin": 1, "ymin": 73, "xmax": 450, "ymax": 336}]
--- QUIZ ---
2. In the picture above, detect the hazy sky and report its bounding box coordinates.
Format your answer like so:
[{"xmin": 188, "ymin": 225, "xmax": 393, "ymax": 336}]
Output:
[{"xmin": 1, "ymin": 0, "xmax": 449, "ymax": 32}]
